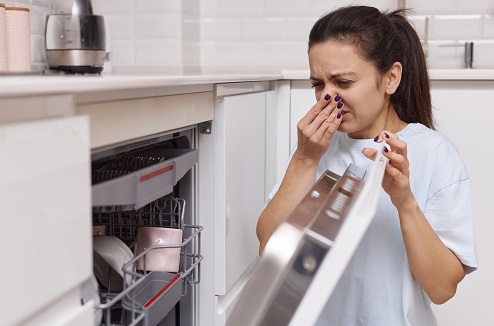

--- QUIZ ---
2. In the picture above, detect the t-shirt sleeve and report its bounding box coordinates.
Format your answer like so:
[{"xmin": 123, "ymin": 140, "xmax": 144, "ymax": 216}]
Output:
[{"xmin": 423, "ymin": 140, "xmax": 478, "ymax": 274}]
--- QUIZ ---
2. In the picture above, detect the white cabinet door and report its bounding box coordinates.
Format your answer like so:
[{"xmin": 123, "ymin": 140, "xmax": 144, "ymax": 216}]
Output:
[
  {"xmin": 213, "ymin": 90, "xmax": 267, "ymax": 296},
  {"xmin": 198, "ymin": 82, "xmax": 282, "ymax": 325},
  {"xmin": 430, "ymin": 81, "xmax": 494, "ymax": 326},
  {"xmin": 290, "ymin": 80, "xmax": 316, "ymax": 155},
  {"xmin": 0, "ymin": 116, "xmax": 92, "ymax": 325}
]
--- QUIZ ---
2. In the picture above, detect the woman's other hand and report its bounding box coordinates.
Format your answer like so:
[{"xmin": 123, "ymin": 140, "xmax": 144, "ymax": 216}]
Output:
[
  {"xmin": 362, "ymin": 131, "xmax": 416, "ymax": 211},
  {"xmin": 295, "ymin": 93, "xmax": 343, "ymax": 163}
]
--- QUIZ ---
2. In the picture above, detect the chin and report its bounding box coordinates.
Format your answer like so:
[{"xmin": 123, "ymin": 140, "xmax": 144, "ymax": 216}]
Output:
[{"xmin": 337, "ymin": 120, "xmax": 353, "ymax": 133}]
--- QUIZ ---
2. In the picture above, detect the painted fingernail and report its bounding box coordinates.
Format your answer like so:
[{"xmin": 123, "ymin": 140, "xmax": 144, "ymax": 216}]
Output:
[
  {"xmin": 337, "ymin": 102, "xmax": 344, "ymax": 109},
  {"xmin": 324, "ymin": 94, "xmax": 331, "ymax": 101},
  {"xmin": 337, "ymin": 112, "xmax": 342, "ymax": 119},
  {"xmin": 384, "ymin": 147, "xmax": 389, "ymax": 153},
  {"xmin": 373, "ymin": 135, "xmax": 379, "ymax": 142},
  {"xmin": 334, "ymin": 94, "xmax": 342, "ymax": 102},
  {"xmin": 385, "ymin": 132, "xmax": 390, "ymax": 138}
]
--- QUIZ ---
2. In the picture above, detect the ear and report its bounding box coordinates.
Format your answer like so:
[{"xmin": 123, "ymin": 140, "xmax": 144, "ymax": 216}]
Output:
[{"xmin": 384, "ymin": 62, "xmax": 402, "ymax": 95}]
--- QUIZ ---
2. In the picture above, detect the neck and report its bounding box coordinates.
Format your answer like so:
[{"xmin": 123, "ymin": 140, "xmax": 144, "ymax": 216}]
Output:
[
  {"xmin": 384, "ymin": 110, "xmax": 408, "ymax": 134},
  {"xmin": 347, "ymin": 104, "xmax": 408, "ymax": 139}
]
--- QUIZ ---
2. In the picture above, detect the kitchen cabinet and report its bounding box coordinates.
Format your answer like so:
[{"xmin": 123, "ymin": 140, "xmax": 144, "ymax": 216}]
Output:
[
  {"xmin": 208, "ymin": 81, "xmax": 280, "ymax": 325},
  {"xmin": 77, "ymin": 90, "xmax": 214, "ymax": 326},
  {"xmin": 0, "ymin": 114, "xmax": 93, "ymax": 325},
  {"xmin": 0, "ymin": 84, "xmax": 215, "ymax": 325},
  {"xmin": 1, "ymin": 75, "xmax": 284, "ymax": 326},
  {"xmin": 76, "ymin": 92, "xmax": 214, "ymax": 149},
  {"xmin": 430, "ymin": 80, "xmax": 494, "ymax": 326}
]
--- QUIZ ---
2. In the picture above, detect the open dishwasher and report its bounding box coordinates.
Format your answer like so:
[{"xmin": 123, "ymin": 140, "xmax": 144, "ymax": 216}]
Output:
[
  {"xmin": 90, "ymin": 129, "xmax": 203, "ymax": 326},
  {"xmin": 227, "ymin": 147, "xmax": 387, "ymax": 326}
]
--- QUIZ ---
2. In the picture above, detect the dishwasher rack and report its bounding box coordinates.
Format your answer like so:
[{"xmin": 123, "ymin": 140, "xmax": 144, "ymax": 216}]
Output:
[
  {"xmin": 91, "ymin": 135, "xmax": 198, "ymax": 211},
  {"xmin": 93, "ymin": 197, "xmax": 203, "ymax": 326}
]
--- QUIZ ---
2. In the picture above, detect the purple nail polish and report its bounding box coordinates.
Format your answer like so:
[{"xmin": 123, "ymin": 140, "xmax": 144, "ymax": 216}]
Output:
[
  {"xmin": 373, "ymin": 136, "xmax": 379, "ymax": 142},
  {"xmin": 337, "ymin": 112, "xmax": 342, "ymax": 119},
  {"xmin": 337, "ymin": 102, "xmax": 343, "ymax": 109},
  {"xmin": 384, "ymin": 147, "xmax": 389, "ymax": 153},
  {"xmin": 324, "ymin": 94, "xmax": 331, "ymax": 101},
  {"xmin": 385, "ymin": 133, "xmax": 390, "ymax": 138},
  {"xmin": 334, "ymin": 94, "xmax": 342, "ymax": 102}
]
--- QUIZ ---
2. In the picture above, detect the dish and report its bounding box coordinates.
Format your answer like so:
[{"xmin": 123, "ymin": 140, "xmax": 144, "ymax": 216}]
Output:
[{"xmin": 93, "ymin": 235, "xmax": 133, "ymax": 292}]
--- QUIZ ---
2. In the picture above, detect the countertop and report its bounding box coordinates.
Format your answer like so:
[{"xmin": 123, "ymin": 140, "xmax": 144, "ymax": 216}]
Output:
[
  {"xmin": 1, "ymin": 69, "xmax": 493, "ymax": 99},
  {"xmin": 0, "ymin": 72, "xmax": 283, "ymax": 98}
]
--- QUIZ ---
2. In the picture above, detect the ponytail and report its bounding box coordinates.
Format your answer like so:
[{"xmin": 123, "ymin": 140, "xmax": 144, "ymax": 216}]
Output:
[
  {"xmin": 308, "ymin": 6, "xmax": 434, "ymax": 129},
  {"xmin": 387, "ymin": 10, "xmax": 434, "ymax": 129}
]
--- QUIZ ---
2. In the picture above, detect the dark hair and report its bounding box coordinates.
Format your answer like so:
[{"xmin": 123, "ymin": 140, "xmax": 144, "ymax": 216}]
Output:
[{"xmin": 308, "ymin": 6, "xmax": 434, "ymax": 129}]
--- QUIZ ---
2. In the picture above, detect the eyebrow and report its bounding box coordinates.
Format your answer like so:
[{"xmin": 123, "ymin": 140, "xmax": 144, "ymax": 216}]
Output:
[{"xmin": 310, "ymin": 71, "xmax": 357, "ymax": 81}]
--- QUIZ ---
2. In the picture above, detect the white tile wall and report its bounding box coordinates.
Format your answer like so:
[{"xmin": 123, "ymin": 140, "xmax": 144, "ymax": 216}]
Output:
[
  {"xmin": 201, "ymin": 0, "xmax": 396, "ymax": 71},
  {"xmin": 198, "ymin": 0, "xmax": 494, "ymax": 71},
  {"xmin": 458, "ymin": 0, "xmax": 494, "ymax": 15},
  {"xmin": 286, "ymin": 18, "xmax": 319, "ymax": 41},
  {"xmin": 134, "ymin": 0, "xmax": 180, "ymax": 14},
  {"xmin": 431, "ymin": 15, "xmax": 483, "ymax": 40},
  {"xmin": 92, "ymin": 0, "xmax": 132, "ymax": 15},
  {"xmin": 201, "ymin": 18, "xmax": 242, "ymax": 41},
  {"xmin": 134, "ymin": 39, "xmax": 182, "ymax": 65},
  {"xmin": 10, "ymin": 0, "xmax": 494, "ymax": 73},
  {"xmin": 406, "ymin": 0, "xmax": 459, "ymax": 14},
  {"xmin": 484, "ymin": 15, "xmax": 494, "ymax": 38},
  {"xmin": 93, "ymin": 0, "xmax": 201, "ymax": 73},
  {"xmin": 215, "ymin": 0, "xmax": 263, "ymax": 16},
  {"xmin": 471, "ymin": 40, "xmax": 494, "ymax": 69},
  {"xmin": 427, "ymin": 41, "xmax": 466, "ymax": 69},
  {"xmin": 243, "ymin": 18, "xmax": 287, "ymax": 40},
  {"xmin": 133, "ymin": 14, "xmax": 181, "ymax": 39},
  {"xmin": 408, "ymin": 15, "xmax": 429, "ymax": 40}
]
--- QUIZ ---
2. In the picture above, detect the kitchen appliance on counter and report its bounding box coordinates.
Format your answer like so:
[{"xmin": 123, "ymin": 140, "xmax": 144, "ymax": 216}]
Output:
[
  {"xmin": 45, "ymin": 0, "xmax": 105, "ymax": 74},
  {"xmin": 227, "ymin": 148, "xmax": 387, "ymax": 325}
]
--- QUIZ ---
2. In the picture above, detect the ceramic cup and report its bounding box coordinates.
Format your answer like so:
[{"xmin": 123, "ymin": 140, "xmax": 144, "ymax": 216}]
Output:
[{"xmin": 134, "ymin": 226, "xmax": 183, "ymax": 273}]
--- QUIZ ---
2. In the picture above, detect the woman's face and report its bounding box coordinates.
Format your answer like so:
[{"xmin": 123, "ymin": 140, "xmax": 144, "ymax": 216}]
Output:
[{"xmin": 309, "ymin": 39, "xmax": 393, "ymax": 139}]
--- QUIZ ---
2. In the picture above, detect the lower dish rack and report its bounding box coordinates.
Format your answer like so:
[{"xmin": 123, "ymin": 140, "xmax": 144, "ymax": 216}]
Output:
[{"xmin": 93, "ymin": 197, "xmax": 203, "ymax": 326}]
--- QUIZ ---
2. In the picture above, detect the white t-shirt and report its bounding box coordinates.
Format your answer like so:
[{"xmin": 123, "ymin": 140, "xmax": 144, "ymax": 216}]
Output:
[{"xmin": 266, "ymin": 123, "xmax": 478, "ymax": 326}]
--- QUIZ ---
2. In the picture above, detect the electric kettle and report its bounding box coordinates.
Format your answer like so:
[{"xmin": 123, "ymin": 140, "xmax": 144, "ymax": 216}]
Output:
[{"xmin": 45, "ymin": 0, "xmax": 105, "ymax": 74}]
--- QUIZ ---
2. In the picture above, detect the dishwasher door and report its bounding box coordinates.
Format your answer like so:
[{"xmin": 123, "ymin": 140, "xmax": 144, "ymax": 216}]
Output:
[{"xmin": 227, "ymin": 149, "xmax": 387, "ymax": 326}]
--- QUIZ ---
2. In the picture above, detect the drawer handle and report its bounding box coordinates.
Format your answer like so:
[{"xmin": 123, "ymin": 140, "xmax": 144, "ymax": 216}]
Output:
[
  {"xmin": 139, "ymin": 165, "xmax": 174, "ymax": 182},
  {"xmin": 143, "ymin": 274, "xmax": 181, "ymax": 308}
]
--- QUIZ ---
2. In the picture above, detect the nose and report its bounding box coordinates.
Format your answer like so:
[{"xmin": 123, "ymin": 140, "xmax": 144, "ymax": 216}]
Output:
[{"xmin": 317, "ymin": 86, "xmax": 338, "ymax": 102}]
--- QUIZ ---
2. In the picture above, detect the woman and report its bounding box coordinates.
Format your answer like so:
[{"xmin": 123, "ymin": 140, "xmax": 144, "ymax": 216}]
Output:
[{"xmin": 256, "ymin": 6, "xmax": 477, "ymax": 325}]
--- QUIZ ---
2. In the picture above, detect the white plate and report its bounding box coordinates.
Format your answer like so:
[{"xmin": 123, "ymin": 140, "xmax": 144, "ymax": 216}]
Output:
[{"xmin": 93, "ymin": 235, "xmax": 133, "ymax": 292}]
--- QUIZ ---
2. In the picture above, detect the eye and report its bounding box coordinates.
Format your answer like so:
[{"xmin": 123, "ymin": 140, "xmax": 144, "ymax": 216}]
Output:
[
  {"xmin": 337, "ymin": 80, "xmax": 353, "ymax": 87},
  {"xmin": 311, "ymin": 82, "xmax": 324, "ymax": 89}
]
